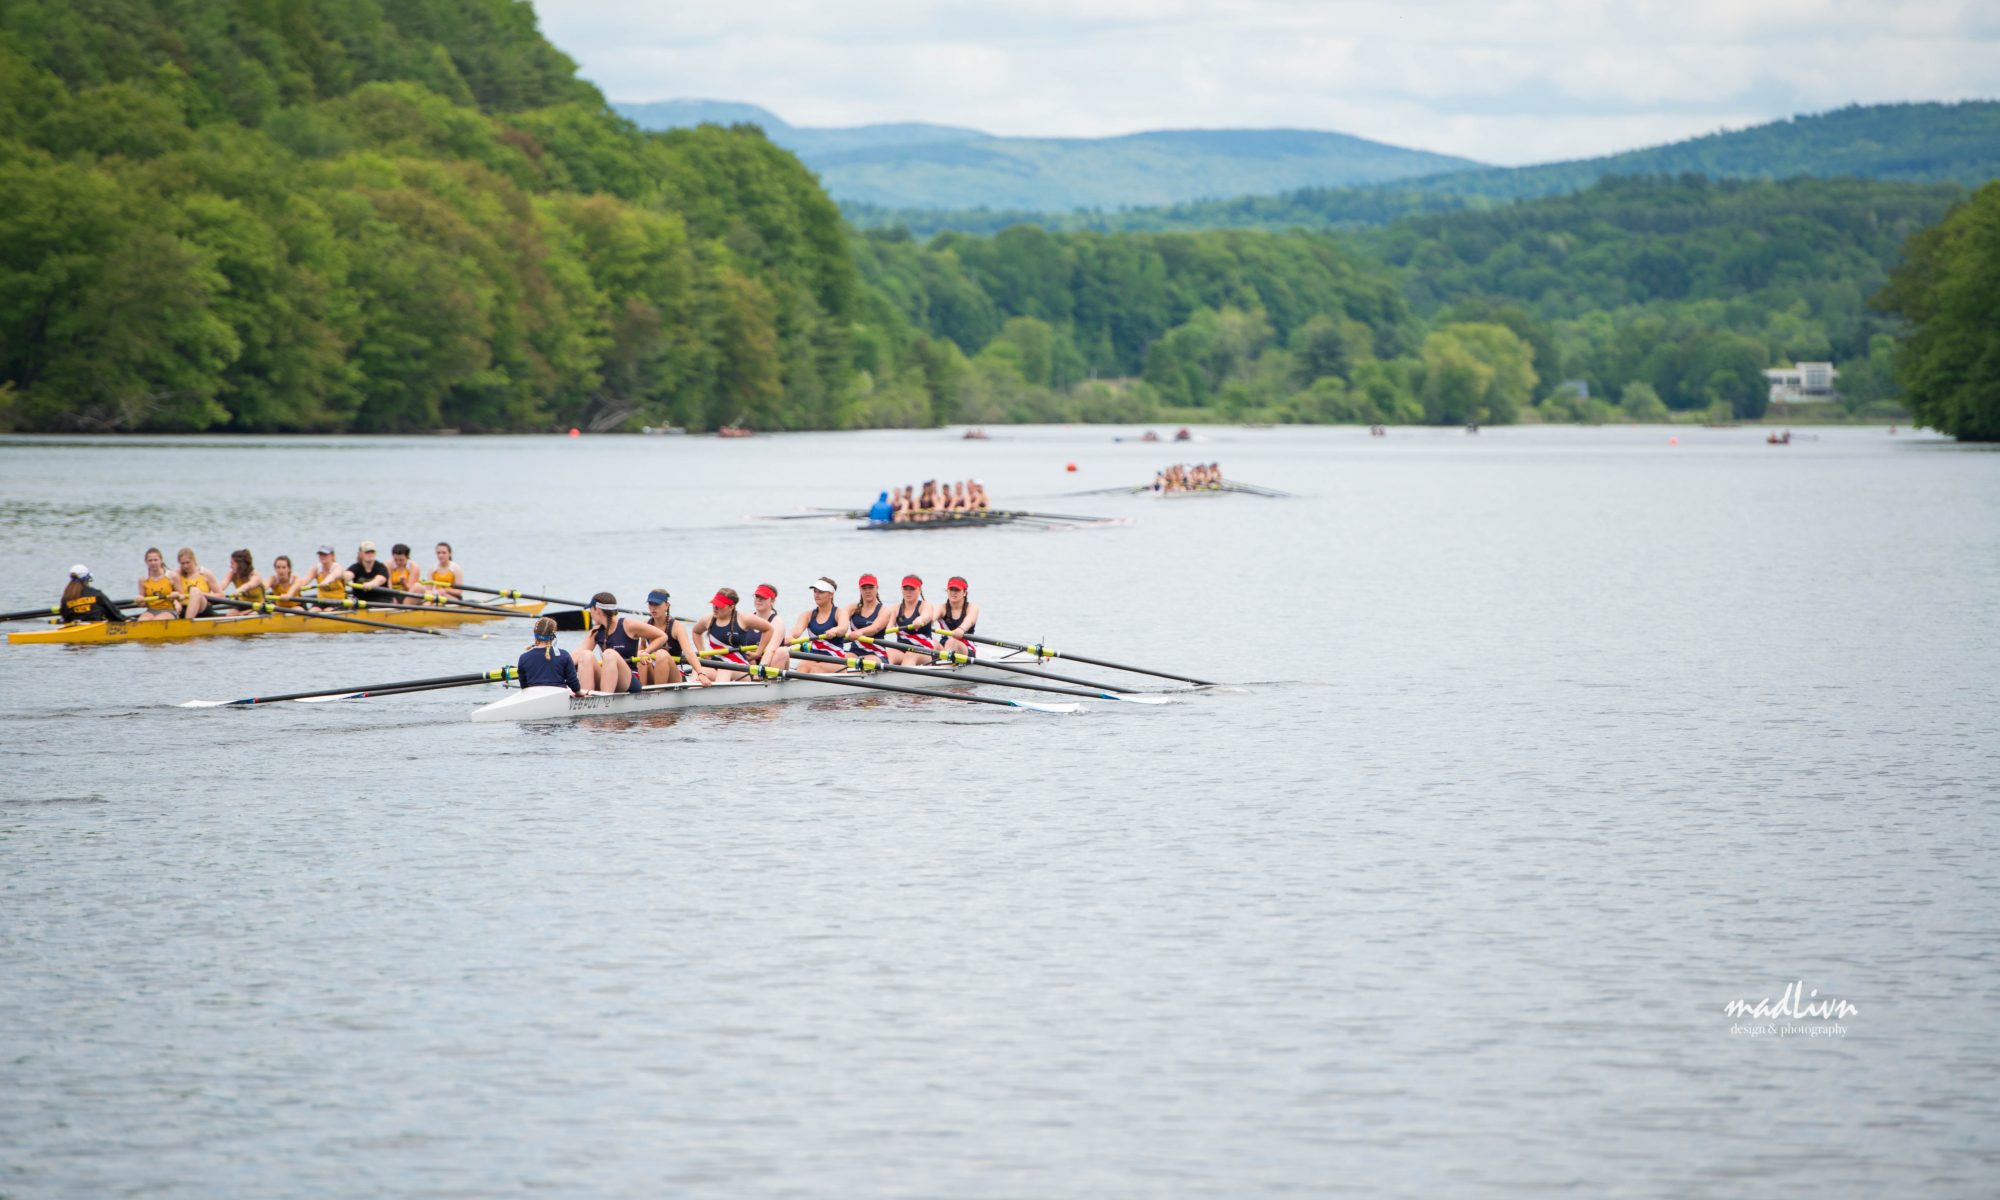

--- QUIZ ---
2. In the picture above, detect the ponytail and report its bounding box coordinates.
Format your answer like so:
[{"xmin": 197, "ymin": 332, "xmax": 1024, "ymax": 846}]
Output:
[{"xmin": 533, "ymin": 616, "xmax": 557, "ymax": 658}]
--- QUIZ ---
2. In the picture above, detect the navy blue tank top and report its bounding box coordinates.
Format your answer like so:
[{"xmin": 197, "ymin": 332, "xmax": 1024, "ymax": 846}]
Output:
[
  {"xmin": 897, "ymin": 599, "xmax": 932, "ymax": 636},
  {"xmin": 592, "ymin": 615, "xmax": 641, "ymax": 661}
]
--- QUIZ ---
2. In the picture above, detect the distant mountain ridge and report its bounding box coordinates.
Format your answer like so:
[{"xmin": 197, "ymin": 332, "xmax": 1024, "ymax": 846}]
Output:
[{"xmin": 612, "ymin": 98, "xmax": 1484, "ymax": 210}]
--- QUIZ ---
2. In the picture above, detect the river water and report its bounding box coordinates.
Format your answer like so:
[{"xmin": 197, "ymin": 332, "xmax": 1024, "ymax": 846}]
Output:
[{"xmin": 2, "ymin": 424, "xmax": 1996, "ymax": 1198}]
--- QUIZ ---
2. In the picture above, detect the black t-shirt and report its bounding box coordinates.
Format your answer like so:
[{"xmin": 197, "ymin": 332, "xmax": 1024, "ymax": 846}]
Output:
[{"xmin": 348, "ymin": 559, "xmax": 391, "ymax": 600}]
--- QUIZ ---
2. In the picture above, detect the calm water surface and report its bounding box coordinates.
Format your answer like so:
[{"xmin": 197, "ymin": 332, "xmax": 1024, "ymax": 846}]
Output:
[{"xmin": 2, "ymin": 425, "xmax": 1997, "ymax": 1198}]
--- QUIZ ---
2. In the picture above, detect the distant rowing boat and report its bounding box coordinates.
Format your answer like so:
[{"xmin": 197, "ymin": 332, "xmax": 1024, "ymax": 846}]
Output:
[
  {"xmin": 472, "ymin": 656, "xmax": 1039, "ymax": 723},
  {"xmin": 7, "ymin": 600, "xmax": 544, "ymax": 645}
]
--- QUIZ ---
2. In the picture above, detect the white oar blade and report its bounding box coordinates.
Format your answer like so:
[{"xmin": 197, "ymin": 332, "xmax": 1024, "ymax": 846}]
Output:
[
  {"xmin": 178, "ymin": 699, "xmax": 234, "ymax": 708},
  {"xmin": 1012, "ymin": 699, "xmax": 1082, "ymax": 714}
]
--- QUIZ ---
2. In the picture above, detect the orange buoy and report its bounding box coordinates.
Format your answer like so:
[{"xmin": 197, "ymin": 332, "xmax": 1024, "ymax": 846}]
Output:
[
  {"xmin": 1065, "ymin": 462, "xmax": 1078, "ymax": 472},
  {"xmin": 1668, "ymin": 436, "xmax": 1678, "ymax": 445},
  {"xmin": 568, "ymin": 427, "xmax": 580, "ymax": 438}
]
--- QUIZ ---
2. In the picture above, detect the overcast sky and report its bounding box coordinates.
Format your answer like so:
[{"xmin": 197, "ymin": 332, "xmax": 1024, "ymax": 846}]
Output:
[{"xmin": 532, "ymin": 1, "xmax": 2000, "ymax": 166}]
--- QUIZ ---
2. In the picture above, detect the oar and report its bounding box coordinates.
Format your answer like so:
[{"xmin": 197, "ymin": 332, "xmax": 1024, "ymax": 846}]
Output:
[
  {"xmin": 1060, "ymin": 485, "xmax": 1149, "ymax": 497},
  {"xmin": 424, "ymin": 579, "xmax": 641, "ymax": 615},
  {"xmin": 1222, "ymin": 480, "xmax": 1293, "ymax": 498},
  {"xmin": 787, "ymin": 644, "xmax": 1170, "ymax": 704},
  {"xmin": 961, "ymin": 633, "xmax": 1215, "ymax": 687},
  {"xmin": 862, "ymin": 632, "xmax": 1146, "ymax": 694},
  {"xmin": 204, "ymin": 594, "xmax": 447, "ymax": 637},
  {"xmin": 2, "ymin": 598, "xmax": 139, "ymax": 623},
  {"xmin": 708, "ymin": 660, "xmax": 1078, "ymax": 714},
  {"xmin": 182, "ymin": 668, "xmax": 517, "ymax": 708},
  {"xmin": 363, "ymin": 586, "xmax": 544, "ymax": 618}
]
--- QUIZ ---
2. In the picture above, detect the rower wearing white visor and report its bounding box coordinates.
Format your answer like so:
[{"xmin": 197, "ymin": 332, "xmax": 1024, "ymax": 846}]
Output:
[{"xmin": 783, "ymin": 577, "xmax": 851, "ymax": 675}]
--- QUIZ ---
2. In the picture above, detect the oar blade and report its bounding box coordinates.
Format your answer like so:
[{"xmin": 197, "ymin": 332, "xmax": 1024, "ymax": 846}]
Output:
[{"xmin": 1009, "ymin": 699, "xmax": 1081, "ymax": 714}]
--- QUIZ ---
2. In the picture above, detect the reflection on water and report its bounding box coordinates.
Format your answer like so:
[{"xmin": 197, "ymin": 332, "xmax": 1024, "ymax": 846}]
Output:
[{"xmin": 2, "ymin": 425, "xmax": 1997, "ymax": 1198}]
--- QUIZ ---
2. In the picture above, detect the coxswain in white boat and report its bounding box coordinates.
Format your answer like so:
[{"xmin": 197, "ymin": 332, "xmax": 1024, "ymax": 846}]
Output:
[
  {"xmin": 936, "ymin": 575, "xmax": 980, "ymax": 656},
  {"xmin": 304, "ymin": 543, "xmax": 346, "ymax": 607},
  {"xmin": 175, "ymin": 546, "xmax": 221, "ymax": 618},
  {"xmin": 844, "ymin": 572, "xmax": 892, "ymax": 660},
  {"xmin": 427, "ymin": 541, "xmax": 463, "ymax": 601},
  {"xmin": 638, "ymin": 589, "xmax": 712, "ymax": 685},
  {"xmin": 517, "ymin": 617, "xmax": 581, "ymax": 694},
  {"xmin": 784, "ymin": 577, "xmax": 851, "ymax": 674},
  {"xmin": 221, "ymin": 549, "xmax": 266, "ymax": 604},
  {"xmin": 137, "ymin": 548, "xmax": 178, "ymax": 621},
  {"xmin": 575, "ymin": 591, "xmax": 665, "ymax": 694},
  {"xmin": 886, "ymin": 574, "xmax": 939, "ymax": 666},
  {"xmin": 59, "ymin": 565, "xmax": 127, "ymax": 624},
  {"xmin": 691, "ymin": 587, "xmax": 778, "ymax": 671}
]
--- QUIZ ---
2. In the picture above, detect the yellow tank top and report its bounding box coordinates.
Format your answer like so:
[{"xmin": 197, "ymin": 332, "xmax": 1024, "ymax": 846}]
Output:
[
  {"xmin": 432, "ymin": 566, "xmax": 457, "ymax": 588},
  {"xmin": 236, "ymin": 580, "xmax": 266, "ymax": 603},
  {"xmin": 140, "ymin": 575, "xmax": 176, "ymax": 610},
  {"xmin": 316, "ymin": 570, "xmax": 345, "ymax": 600},
  {"xmin": 389, "ymin": 565, "xmax": 415, "ymax": 591},
  {"xmin": 178, "ymin": 571, "xmax": 209, "ymax": 596}
]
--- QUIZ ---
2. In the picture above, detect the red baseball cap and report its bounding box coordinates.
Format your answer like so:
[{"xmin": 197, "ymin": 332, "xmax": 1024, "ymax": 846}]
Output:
[
  {"xmin": 709, "ymin": 591, "xmax": 733, "ymax": 607},
  {"xmin": 947, "ymin": 576, "xmax": 968, "ymax": 591},
  {"xmin": 858, "ymin": 573, "xmax": 879, "ymax": 586},
  {"xmin": 754, "ymin": 583, "xmax": 777, "ymax": 600},
  {"xmin": 901, "ymin": 574, "xmax": 922, "ymax": 588}
]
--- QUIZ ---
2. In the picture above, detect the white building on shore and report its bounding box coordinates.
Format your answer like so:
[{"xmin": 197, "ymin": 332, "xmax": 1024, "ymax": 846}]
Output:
[{"xmin": 1765, "ymin": 362, "xmax": 1838, "ymax": 405}]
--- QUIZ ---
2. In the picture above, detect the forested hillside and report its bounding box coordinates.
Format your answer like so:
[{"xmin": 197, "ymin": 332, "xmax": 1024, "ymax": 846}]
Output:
[{"xmin": 0, "ymin": 0, "xmax": 943, "ymax": 433}]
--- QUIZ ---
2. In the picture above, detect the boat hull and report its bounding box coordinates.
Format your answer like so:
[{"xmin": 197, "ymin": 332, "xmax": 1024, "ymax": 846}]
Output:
[
  {"xmin": 7, "ymin": 601, "xmax": 544, "ymax": 645},
  {"xmin": 471, "ymin": 659, "xmax": 1039, "ymax": 723}
]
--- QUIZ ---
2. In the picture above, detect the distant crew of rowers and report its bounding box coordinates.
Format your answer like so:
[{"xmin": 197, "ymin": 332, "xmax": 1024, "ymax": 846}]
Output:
[
  {"xmin": 1151, "ymin": 463, "xmax": 1224, "ymax": 493},
  {"xmin": 871, "ymin": 479, "xmax": 991, "ymax": 523},
  {"xmin": 54, "ymin": 540, "xmax": 466, "ymax": 622},
  {"xmin": 527, "ymin": 572, "xmax": 982, "ymax": 695}
]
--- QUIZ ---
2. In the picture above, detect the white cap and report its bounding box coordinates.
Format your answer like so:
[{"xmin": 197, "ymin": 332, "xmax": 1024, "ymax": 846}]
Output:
[
  {"xmin": 808, "ymin": 577, "xmax": 838, "ymax": 594},
  {"xmin": 358, "ymin": 540, "xmax": 377, "ymax": 553},
  {"xmin": 69, "ymin": 563, "xmax": 90, "ymax": 580}
]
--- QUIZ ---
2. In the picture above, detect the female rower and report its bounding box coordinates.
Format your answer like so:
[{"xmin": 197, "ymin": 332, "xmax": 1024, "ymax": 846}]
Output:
[
  {"xmin": 304, "ymin": 544, "xmax": 346, "ymax": 604},
  {"xmin": 639, "ymin": 589, "xmax": 712, "ymax": 685},
  {"xmin": 574, "ymin": 591, "xmax": 665, "ymax": 694},
  {"xmin": 936, "ymin": 575, "xmax": 980, "ymax": 657},
  {"xmin": 517, "ymin": 617, "xmax": 581, "ymax": 695},
  {"xmin": 968, "ymin": 480, "xmax": 990, "ymax": 511},
  {"xmin": 174, "ymin": 547, "xmax": 219, "ymax": 619},
  {"xmin": 428, "ymin": 541, "xmax": 462, "ymax": 601},
  {"xmin": 844, "ymin": 572, "xmax": 892, "ymax": 659},
  {"xmin": 886, "ymin": 574, "xmax": 939, "ymax": 666},
  {"xmin": 266, "ymin": 555, "xmax": 302, "ymax": 607},
  {"xmin": 386, "ymin": 543, "xmax": 420, "ymax": 604},
  {"xmin": 784, "ymin": 577, "xmax": 851, "ymax": 675},
  {"xmin": 691, "ymin": 587, "xmax": 778, "ymax": 675},
  {"xmin": 222, "ymin": 549, "xmax": 265, "ymax": 604},
  {"xmin": 137, "ymin": 548, "xmax": 177, "ymax": 620},
  {"xmin": 59, "ymin": 565, "xmax": 126, "ymax": 624}
]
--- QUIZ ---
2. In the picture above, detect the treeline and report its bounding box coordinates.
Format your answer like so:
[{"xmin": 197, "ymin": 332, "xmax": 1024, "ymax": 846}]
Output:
[{"xmin": 0, "ymin": 0, "xmax": 946, "ymax": 433}]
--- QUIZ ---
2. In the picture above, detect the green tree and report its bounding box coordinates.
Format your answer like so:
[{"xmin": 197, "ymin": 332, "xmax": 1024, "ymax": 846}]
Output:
[{"xmin": 1876, "ymin": 182, "xmax": 2000, "ymax": 439}]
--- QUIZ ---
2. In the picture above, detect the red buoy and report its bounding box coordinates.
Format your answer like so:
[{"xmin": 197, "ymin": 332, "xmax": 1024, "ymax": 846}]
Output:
[
  {"xmin": 1065, "ymin": 462, "xmax": 1078, "ymax": 472},
  {"xmin": 568, "ymin": 427, "xmax": 580, "ymax": 438}
]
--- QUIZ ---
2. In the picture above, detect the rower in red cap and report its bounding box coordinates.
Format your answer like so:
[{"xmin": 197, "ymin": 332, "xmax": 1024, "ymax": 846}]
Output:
[
  {"xmin": 887, "ymin": 573, "xmax": 939, "ymax": 666},
  {"xmin": 845, "ymin": 572, "xmax": 892, "ymax": 659},
  {"xmin": 690, "ymin": 586, "xmax": 779, "ymax": 670},
  {"xmin": 936, "ymin": 576, "xmax": 979, "ymax": 657}
]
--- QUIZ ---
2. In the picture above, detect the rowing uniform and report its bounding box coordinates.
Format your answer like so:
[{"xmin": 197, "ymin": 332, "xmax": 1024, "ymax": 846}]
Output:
[
  {"xmin": 589, "ymin": 616, "xmax": 645, "ymax": 693},
  {"xmin": 233, "ymin": 579, "xmax": 267, "ymax": 604},
  {"xmin": 846, "ymin": 600, "xmax": 885, "ymax": 658},
  {"xmin": 937, "ymin": 600, "xmax": 976, "ymax": 654},
  {"xmin": 895, "ymin": 599, "xmax": 937, "ymax": 652},
  {"xmin": 431, "ymin": 566, "xmax": 458, "ymax": 596},
  {"xmin": 267, "ymin": 579, "xmax": 301, "ymax": 608},
  {"xmin": 60, "ymin": 585, "xmax": 126, "ymax": 624},
  {"xmin": 706, "ymin": 611, "xmax": 760, "ymax": 666},
  {"xmin": 139, "ymin": 575, "xmax": 177, "ymax": 614},
  {"xmin": 802, "ymin": 607, "xmax": 843, "ymax": 656},
  {"xmin": 314, "ymin": 568, "xmax": 346, "ymax": 602},
  {"xmin": 517, "ymin": 645, "xmax": 581, "ymax": 693},
  {"xmin": 387, "ymin": 564, "xmax": 417, "ymax": 597}
]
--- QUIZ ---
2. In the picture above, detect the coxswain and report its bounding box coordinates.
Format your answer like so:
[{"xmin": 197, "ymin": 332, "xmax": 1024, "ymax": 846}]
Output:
[
  {"xmin": 58, "ymin": 565, "xmax": 126, "ymax": 624},
  {"xmin": 347, "ymin": 541, "xmax": 391, "ymax": 604},
  {"xmin": 886, "ymin": 574, "xmax": 939, "ymax": 666},
  {"xmin": 936, "ymin": 576, "xmax": 980, "ymax": 657},
  {"xmin": 266, "ymin": 555, "xmax": 302, "ymax": 607},
  {"xmin": 385, "ymin": 543, "xmax": 420, "ymax": 604},
  {"xmin": 221, "ymin": 549, "xmax": 266, "ymax": 603},
  {"xmin": 867, "ymin": 491, "xmax": 894, "ymax": 524},
  {"xmin": 517, "ymin": 617, "xmax": 581, "ymax": 695},
  {"xmin": 574, "ymin": 591, "xmax": 664, "ymax": 694},
  {"xmin": 428, "ymin": 541, "xmax": 462, "ymax": 601},
  {"xmin": 174, "ymin": 547, "xmax": 219, "ymax": 618},
  {"xmin": 785, "ymin": 577, "xmax": 851, "ymax": 675},
  {"xmin": 691, "ymin": 587, "xmax": 778, "ymax": 672},
  {"xmin": 845, "ymin": 573, "xmax": 892, "ymax": 659},
  {"xmin": 305, "ymin": 544, "xmax": 346, "ymax": 605},
  {"xmin": 638, "ymin": 589, "xmax": 711, "ymax": 686},
  {"xmin": 137, "ymin": 548, "xmax": 178, "ymax": 621}
]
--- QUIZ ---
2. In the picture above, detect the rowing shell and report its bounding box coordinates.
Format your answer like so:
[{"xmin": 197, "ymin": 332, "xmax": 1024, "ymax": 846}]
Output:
[
  {"xmin": 471, "ymin": 657, "xmax": 1038, "ymax": 723},
  {"xmin": 7, "ymin": 601, "xmax": 544, "ymax": 645}
]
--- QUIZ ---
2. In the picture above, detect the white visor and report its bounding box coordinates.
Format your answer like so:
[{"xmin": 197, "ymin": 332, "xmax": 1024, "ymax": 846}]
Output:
[{"xmin": 809, "ymin": 577, "xmax": 838, "ymax": 594}]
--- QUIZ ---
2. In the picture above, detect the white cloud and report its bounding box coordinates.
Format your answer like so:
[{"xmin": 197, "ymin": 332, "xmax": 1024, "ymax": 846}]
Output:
[{"xmin": 531, "ymin": 0, "xmax": 2000, "ymax": 164}]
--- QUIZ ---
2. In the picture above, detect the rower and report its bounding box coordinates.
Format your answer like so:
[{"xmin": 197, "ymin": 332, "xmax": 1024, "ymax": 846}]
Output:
[
  {"xmin": 174, "ymin": 547, "xmax": 220, "ymax": 618},
  {"xmin": 845, "ymin": 572, "xmax": 891, "ymax": 659},
  {"xmin": 58, "ymin": 565, "xmax": 126, "ymax": 624},
  {"xmin": 639, "ymin": 589, "xmax": 711, "ymax": 686},
  {"xmin": 969, "ymin": 480, "xmax": 990, "ymax": 511},
  {"xmin": 574, "ymin": 591, "xmax": 664, "ymax": 694},
  {"xmin": 517, "ymin": 617, "xmax": 581, "ymax": 695},
  {"xmin": 385, "ymin": 543, "xmax": 420, "ymax": 604},
  {"xmin": 886, "ymin": 574, "xmax": 939, "ymax": 666},
  {"xmin": 428, "ymin": 541, "xmax": 462, "ymax": 601},
  {"xmin": 266, "ymin": 555, "xmax": 302, "ymax": 607},
  {"xmin": 785, "ymin": 577, "xmax": 850, "ymax": 675},
  {"xmin": 936, "ymin": 576, "xmax": 980, "ymax": 657},
  {"xmin": 221, "ymin": 549, "xmax": 266, "ymax": 603},
  {"xmin": 348, "ymin": 541, "xmax": 390, "ymax": 604},
  {"xmin": 691, "ymin": 587, "xmax": 778, "ymax": 670},
  {"xmin": 305, "ymin": 544, "xmax": 346, "ymax": 606},
  {"xmin": 137, "ymin": 548, "xmax": 178, "ymax": 621}
]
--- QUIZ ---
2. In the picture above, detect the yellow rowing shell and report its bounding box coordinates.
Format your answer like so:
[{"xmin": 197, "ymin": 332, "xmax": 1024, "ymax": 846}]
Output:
[{"xmin": 7, "ymin": 601, "xmax": 545, "ymax": 645}]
